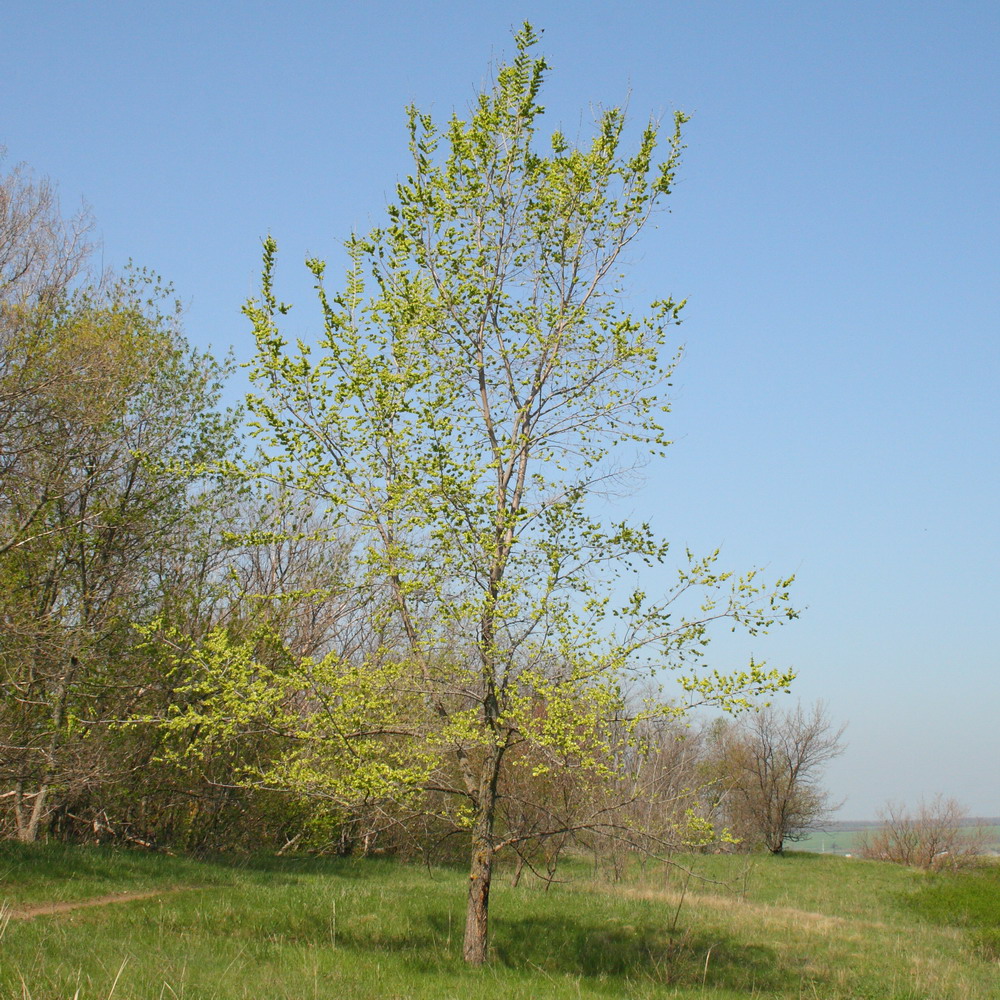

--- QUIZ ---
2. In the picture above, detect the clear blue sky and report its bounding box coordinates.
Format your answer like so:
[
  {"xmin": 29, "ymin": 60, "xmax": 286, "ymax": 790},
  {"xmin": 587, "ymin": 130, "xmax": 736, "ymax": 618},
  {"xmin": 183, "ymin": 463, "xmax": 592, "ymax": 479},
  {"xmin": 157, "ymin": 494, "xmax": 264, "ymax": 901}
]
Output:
[{"xmin": 6, "ymin": 1, "xmax": 998, "ymax": 819}]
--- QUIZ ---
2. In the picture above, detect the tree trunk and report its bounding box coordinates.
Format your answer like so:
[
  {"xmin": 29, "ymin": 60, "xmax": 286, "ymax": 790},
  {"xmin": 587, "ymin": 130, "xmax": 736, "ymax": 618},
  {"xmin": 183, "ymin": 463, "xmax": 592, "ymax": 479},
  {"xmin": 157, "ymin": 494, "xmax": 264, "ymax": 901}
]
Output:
[
  {"xmin": 510, "ymin": 853, "xmax": 525, "ymax": 888},
  {"xmin": 463, "ymin": 745, "xmax": 501, "ymax": 965},
  {"xmin": 13, "ymin": 782, "xmax": 29, "ymax": 842},
  {"xmin": 463, "ymin": 824, "xmax": 495, "ymax": 965},
  {"xmin": 12, "ymin": 655, "xmax": 75, "ymax": 842},
  {"xmin": 22, "ymin": 783, "xmax": 49, "ymax": 842}
]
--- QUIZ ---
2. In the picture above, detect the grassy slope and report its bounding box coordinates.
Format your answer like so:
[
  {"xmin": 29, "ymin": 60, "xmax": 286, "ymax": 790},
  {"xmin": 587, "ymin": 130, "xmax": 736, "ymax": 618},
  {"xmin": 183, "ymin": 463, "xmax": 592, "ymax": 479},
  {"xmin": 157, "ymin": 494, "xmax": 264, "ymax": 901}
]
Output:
[{"xmin": 1, "ymin": 845, "xmax": 998, "ymax": 999}]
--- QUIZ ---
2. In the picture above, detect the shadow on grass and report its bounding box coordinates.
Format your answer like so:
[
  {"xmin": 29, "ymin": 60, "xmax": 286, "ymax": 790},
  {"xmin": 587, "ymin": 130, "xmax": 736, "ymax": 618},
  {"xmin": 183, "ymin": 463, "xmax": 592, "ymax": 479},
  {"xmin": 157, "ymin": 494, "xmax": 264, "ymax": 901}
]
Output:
[
  {"xmin": 489, "ymin": 913, "xmax": 794, "ymax": 990},
  {"xmin": 0, "ymin": 841, "xmax": 380, "ymax": 893},
  {"xmin": 324, "ymin": 905, "xmax": 802, "ymax": 992},
  {"xmin": 0, "ymin": 841, "xmax": 205, "ymax": 884}
]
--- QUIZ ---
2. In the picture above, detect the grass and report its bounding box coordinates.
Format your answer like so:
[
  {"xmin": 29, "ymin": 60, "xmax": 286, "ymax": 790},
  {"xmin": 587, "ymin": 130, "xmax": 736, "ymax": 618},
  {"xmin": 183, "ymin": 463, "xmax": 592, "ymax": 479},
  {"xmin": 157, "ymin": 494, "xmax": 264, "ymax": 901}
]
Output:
[
  {"xmin": 903, "ymin": 861, "xmax": 1000, "ymax": 960},
  {"xmin": 1, "ymin": 844, "xmax": 998, "ymax": 998},
  {"xmin": 787, "ymin": 828, "xmax": 866, "ymax": 854},
  {"xmin": 793, "ymin": 824, "xmax": 1000, "ymax": 855},
  {"xmin": 0, "ymin": 842, "xmax": 238, "ymax": 907}
]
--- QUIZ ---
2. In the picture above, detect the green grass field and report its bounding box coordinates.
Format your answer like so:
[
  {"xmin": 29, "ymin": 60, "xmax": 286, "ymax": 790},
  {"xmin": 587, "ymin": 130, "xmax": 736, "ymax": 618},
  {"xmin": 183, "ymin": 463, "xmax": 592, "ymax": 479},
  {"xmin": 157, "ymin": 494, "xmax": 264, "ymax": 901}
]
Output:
[
  {"xmin": 793, "ymin": 824, "xmax": 1000, "ymax": 856},
  {"xmin": 789, "ymin": 828, "xmax": 866, "ymax": 854},
  {"xmin": 2, "ymin": 843, "xmax": 999, "ymax": 999}
]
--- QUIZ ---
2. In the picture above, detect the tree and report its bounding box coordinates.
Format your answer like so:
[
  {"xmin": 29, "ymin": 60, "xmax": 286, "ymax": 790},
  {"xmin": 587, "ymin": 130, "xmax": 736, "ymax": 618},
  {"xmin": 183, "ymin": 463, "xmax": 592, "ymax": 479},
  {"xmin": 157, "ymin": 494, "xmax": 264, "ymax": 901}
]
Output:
[
  {"xmin": 0, "ymin": 150, "xmax": 94, "ymax": 308},
  {"xmin": 1, "ymin": 154, "xmax": 98, "ymax": 559},
  {"xmin": 0, "ymin": 153, "xmax": 334, "ymax": 853},
  {"xmin": 708, "ymin": 701, "xmax": 846, "ymax": 854},
  {"xmin": 160, "ymin": 24, "xmax": 797, "ymax": 965},
  {"xmin": 0, "ymin": 269, "xmax": 238, "ymax": 842}
]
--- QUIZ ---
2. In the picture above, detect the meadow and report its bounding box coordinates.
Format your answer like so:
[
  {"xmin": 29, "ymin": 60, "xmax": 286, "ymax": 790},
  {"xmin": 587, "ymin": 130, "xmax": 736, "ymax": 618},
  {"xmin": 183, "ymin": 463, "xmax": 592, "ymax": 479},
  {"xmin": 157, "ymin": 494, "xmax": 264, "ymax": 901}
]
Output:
[
  {"xmin": 2, "ymin": 844, "xmax": 999, "ymax": 999},
  {"xmin": 793, "ymin": 823, "xmax": 1000, "ymax": 856}
]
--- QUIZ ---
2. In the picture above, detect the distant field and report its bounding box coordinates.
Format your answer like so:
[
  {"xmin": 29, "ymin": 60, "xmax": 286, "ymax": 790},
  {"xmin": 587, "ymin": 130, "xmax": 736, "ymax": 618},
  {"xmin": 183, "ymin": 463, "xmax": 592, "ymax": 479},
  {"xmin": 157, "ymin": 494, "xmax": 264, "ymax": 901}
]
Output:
[
  {"xmin": 3, "ymin": 842, "xmax": 1000, "ymax": 998},
  {"xmin": 794, "ymin": 823, "xmax": 1000, "ymax": 855},
  {"xmin": 792, "ymin": 827, "xmax": 866, "ymax": 854}
]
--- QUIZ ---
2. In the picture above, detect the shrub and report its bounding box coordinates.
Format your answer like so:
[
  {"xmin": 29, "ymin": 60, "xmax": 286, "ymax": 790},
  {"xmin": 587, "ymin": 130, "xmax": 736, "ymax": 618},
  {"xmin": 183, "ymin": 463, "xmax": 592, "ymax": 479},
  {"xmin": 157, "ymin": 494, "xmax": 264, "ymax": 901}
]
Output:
[{"xmin": 858, "ymin": 795, "xmax": 987, "ymax": 869}]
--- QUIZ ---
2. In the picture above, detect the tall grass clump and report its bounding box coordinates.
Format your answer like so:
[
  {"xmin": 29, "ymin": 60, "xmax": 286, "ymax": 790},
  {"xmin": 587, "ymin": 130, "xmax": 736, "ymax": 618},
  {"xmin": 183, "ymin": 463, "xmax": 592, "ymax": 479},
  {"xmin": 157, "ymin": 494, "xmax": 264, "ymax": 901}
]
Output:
[{"xmin": 904, "ymin": 860, "xmax": 1000, "ymax": 959}]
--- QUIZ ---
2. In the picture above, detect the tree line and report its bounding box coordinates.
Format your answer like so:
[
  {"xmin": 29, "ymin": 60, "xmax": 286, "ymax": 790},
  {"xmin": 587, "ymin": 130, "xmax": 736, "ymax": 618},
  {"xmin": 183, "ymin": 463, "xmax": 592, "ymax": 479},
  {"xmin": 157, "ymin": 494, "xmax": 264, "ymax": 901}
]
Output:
[{"xmin": 2, "ymin": 25, "xmax": 850, "ymax": 963}]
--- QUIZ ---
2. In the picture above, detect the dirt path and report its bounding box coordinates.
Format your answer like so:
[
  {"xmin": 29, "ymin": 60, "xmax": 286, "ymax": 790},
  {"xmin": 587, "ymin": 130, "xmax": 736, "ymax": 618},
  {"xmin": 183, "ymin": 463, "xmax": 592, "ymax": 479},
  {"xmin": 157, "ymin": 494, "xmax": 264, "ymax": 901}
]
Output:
[{"xmin": 4, "ymin": 886, "xmax": 201, "ymax": 920}]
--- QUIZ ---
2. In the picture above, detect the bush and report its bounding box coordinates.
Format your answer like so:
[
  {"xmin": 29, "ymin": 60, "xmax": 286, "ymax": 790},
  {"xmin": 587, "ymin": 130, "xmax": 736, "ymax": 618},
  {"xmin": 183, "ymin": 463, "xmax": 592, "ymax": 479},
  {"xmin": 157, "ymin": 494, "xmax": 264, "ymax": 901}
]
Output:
[{"xmin": 859, "ymin": 795, "xmax": 987, "ymax": 869}]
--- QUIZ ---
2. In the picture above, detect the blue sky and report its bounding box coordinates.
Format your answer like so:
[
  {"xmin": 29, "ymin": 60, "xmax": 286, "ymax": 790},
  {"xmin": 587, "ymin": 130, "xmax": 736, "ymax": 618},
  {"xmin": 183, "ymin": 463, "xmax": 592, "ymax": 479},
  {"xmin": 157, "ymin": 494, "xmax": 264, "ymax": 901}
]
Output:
[{"xmin": 6, "ymin": 1, "xmax": 998, "ymax": 818}]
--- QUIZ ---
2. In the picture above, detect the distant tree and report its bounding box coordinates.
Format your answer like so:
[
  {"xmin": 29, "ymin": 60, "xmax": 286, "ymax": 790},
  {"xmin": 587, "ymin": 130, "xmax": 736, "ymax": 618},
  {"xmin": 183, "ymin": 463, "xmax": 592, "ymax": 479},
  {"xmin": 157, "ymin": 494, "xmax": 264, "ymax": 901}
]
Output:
[
  {"xmin": 709, "ymin": 701, "xmax": 845, "ymax": 854},
  {"xmin": 858, "ymin": 795, "xmax": 987, "ymax": 869},
  {"xmin": 618, "ymin": 715, "xmax": 718, "ymax": 859},
  {"xmin": 1, "ymin": 154, "xmax": 98, "ymax": 559},
  {"xmin": 0, "ymin": 150, "xmax": 94, "ymax": 308},
  {"xmin": 154, "ymin": 24, "xmax": 798, "ymax": 965}
]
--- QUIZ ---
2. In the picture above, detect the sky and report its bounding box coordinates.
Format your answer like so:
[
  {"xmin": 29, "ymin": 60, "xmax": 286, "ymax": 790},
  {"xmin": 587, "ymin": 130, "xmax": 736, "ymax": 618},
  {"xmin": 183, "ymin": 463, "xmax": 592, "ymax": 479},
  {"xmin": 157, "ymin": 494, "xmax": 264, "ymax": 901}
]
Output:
[{"xmin": 5, "ymin": 0, "xmax": 998, "ymax": 819}]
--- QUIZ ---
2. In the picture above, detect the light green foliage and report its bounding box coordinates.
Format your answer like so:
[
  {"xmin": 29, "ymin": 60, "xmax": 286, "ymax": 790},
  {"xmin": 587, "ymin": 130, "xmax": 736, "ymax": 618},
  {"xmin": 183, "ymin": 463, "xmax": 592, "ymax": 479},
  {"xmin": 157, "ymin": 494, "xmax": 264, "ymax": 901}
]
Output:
[
  {"xmin": 168, "ymin": 23, "xmax": 797, "ymax": 957},
  {"xmin": 242, "ymin": 23, "xmax": 790, "ymax": 772},
  {"xmin": 144, "ymin": 622, "xmax": 437, "ymax": 807}
]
